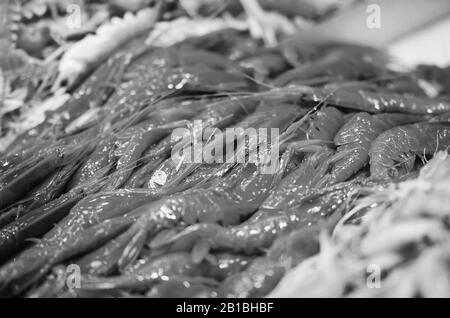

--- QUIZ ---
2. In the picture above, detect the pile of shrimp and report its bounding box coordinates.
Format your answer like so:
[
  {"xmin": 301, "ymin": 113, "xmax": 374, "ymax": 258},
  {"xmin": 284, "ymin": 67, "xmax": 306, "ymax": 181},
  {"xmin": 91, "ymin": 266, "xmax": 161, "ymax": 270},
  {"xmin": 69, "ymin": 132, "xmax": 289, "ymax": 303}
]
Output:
[{"xmin": 1, "ymin": 26, "xmax": 450, "ymax": 298}]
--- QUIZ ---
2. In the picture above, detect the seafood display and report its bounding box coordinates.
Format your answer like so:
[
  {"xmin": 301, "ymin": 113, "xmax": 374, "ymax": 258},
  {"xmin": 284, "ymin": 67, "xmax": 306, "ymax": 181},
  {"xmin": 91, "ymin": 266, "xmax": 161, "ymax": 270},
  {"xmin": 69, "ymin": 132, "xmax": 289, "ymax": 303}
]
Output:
[{"xmin": 1, "ymin": 0, "xmax": 450, "ymax": 299}]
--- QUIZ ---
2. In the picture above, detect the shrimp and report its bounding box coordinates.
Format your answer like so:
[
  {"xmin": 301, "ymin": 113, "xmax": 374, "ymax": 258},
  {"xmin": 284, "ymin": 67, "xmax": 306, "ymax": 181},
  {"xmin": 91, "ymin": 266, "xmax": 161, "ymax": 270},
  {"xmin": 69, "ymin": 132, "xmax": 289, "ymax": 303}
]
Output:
[
  {"xmin": 219, "ymin": 226, "xmax": 323, "ymax": 298},
  {"xmin": 26, "ymin": 266, "xmax": 68, "ymax": 298},
  {"xmin": 147, "ymin": 103, "xmax": 301, "ymax": 192},
  {"xmin": 124, "ymin": 156, "xmax": 166, "ymax": 189},
  {"xmin": 304, "ymin": 106, "xmax": 346, "ymax": 141},
  {"xmin": 120, "ymin": 95, "xmax": 261, "ymax": 188},
  {"xmin": 0, "ymin": 213, "xmax": 141, "ymax": 296},
  {"xmin": 369, "ymin": 122, "xmax": 450, "ymax": 180},
  {"xmin": 30, "ymin": 53, "xmax": 130, "ymax": 147},
  {"xmin": 314, "ymin": 86, "xmax": 450, "ymax": 115},
  {"xmin": 330, "ymin": 112, "xmax": 421, "ymax": 182},
  {"xmin": 253, "ymin": 85, "xmax": 450, "ymax": 115},
  {"xmin": 227, "ymin": 107, "xmax": 345, "ymax": 212},
  {"xmin": 0, "ymin": 187, "xmax": 156, "ymax": 292},
  {"xmin": 103, "ymin": 46, "xmax": 252, "ymax": 125},
  {"xmin": 66, "ymin": 138, "xmax": 116, "ymax": 189},
  {"xmin": 75, "ymin": 105, "xmax": 300, "ymax": 275},
  {"xmin": 273, "ymin": 46, "xmax": 388, "ymax": 86},
  {"xmin": 0, "ymin": 191, "xmax": 84, "ymax": 264},
  {"xmin": 0, "ymin": 159, "xmax": 81, "ymax": 228},
  {"xmin": 82, "ymin": 157, "xmax": 287, "ymax": 274},
  {"xmin": 261, "ymin": 148, "xmax": 334, "ymax": 211},
  {"xmin": 152, "ymin": 183, "xmax": 353, "ymax": 256},
  {"xmin": 0, "ymin": 132, "xmax": 94, "ymax": 185},
  {"xmin": 67, "ymin": 99, "xmax": 202, "ymax": 189},
  {"xmin": 0, "ymin": 145, "xmax": 92, "ymax": 210},
  {"xmin": 147, "ymin": 277, "xmax": 219, "ymax": 298},
  {"xmin": 75, "ymin": 253, "xmax": 251, "ymax": 293},
  {"xmin": 47, "ymin": 189, "xmax": 160, "ymax": 240},
  {"xmin": 0, "ymin": 165, "xmax": 113, "ymax": 264},
  {"xmin": 103, "ymin": 122, "xmax": 191, "ymax": 190},
  {"xmin": 178, "ymin": 28, "xmax": 260, "ymax": 62},
  {"xmin": 239, "ymin": 52, "xmax": 289, "ymax": 80}
]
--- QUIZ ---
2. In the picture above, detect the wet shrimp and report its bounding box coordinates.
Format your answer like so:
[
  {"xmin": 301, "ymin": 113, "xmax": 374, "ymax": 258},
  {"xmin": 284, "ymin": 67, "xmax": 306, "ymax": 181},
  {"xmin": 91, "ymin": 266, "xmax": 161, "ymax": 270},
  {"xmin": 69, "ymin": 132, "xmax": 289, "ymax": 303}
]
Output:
[
  {"xmin": 219, "ymin": 226, "xmax": 323, "ymax": 298},
  {"xmin": 312, "ymin": 86, "xmax": 450, "ymax": 114},
  {"xmin": 77, "ymin": 160, "xmax": 286, "ymax": 275},
  {"xmin": 103, "ymin": 46, "xmax": 251, "ymax": 124},
  {"xmin": 0, "ymin": 188, "xmax": 157, "ymax": 293},
  {"xmin": 247, "ymin": 107, "xmax": 346, "ymax": 212},
  {"xmin": 261, "ymin": 148, "xmax": 335, "ymax": 211},
  {"xmin": 273, "ymin": 46, "xmax": 388, "ymax": 86},
  {"xmin": 120, "ymin": 95, "xmax": 261, "ymax": 188},
  {"xmin": 4, "ymin": 52, "xmax": 130, "ymax": 156},
  {"xmin": 239, "ymin": 52, "xmax": 290, "ymax": 80},
  {"xmin": 74, "ymin": 105, "xmax": 302, "ymax": 275},
  {"xmin": 75, "ymin": 253, "xmax": 251, "ymax": 293},
  {"xmin": 147, "ymin": 103, "xmax": 301, "ymax": 193},
  {"xmin": 330, "ymin": 112, "xmax": 421, "ymax": 182},
  {"xmin": 0, "ymin": 145, "xmax": 92, "ymax": 211},
  {"xmin": 369, "ymin": 122, "xmax": 450, "ymax": 180},
  {"xmin": 0, "ymin": 167, "xmax": 113, "ymax": 264},
  {"xmin": 0, "ymin": 211, "xmax": 143, "ymax": 296},
  {"xmin": 254, "ymin": 85, "xmax": 450, "ymax": 115},
  {"xmin": 0, "ymin": 160, "xmax": 82, "ymax": 228},
  {"xmin": 151, "ymin": 183, "xmax": 353, "ymax": 256},
  {"xmin": 147, "ymin": 277, "xmax": 219, "ymax": 298}
]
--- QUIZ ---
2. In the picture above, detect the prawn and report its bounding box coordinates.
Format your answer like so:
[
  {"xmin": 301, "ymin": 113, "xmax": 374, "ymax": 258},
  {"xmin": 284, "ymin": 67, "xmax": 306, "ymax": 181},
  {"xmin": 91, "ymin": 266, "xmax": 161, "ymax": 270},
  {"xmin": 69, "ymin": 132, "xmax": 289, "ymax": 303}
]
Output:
[
  {"xmin": 74, "ymin": 105, "xmax": 301, "ymax": 275},
  {"xmin": 244, "ymin": 107, "xmax": 346, "ymax": 212},
  {"xmin": 121, "ymin": 94, "xmax": 261, "ymax": 188},
  {"xmin": 254, "ymin": 85, "xmax": 450, "ymax": 115},
  {"xmin": 151, "ymin": 182, "xmax": 354, "ymax": 256},
  {"xmin": 273, "ymin": 46, "xmax": 388, "ymax": 87},
  {"xmin": 0, "ymin": 208, "xmax": 146, "ymax": 295},
  {"xmin": 219, "ymin": 226, "xmax": 323, "ymax": 298},
  {"xmin": 0, "ymin": 145, "xmax": 92, "ymax": 210},
  {"xmin": 0, "ymin": 165, "xmax": 112, "ymax": 264},
  {"xmin": 239, "ymin": 52, "xmax": 290, "ymax": 80},
  {"xmin": 67, "ymin": 100, "xmax": 199, "ymax": 189},
  {"xmin": 147, "ymin": 103, "xmax": 301, "ymax": 192},
  {"xmin": 75, "ymin": 253, "xmax": 251, "ymax": 293},
  {"xmin": 0, "ymin": 159, "xmax": 81, "ymax": 228},
  {"xmin": 369, "ymin": 122, "xmax": 450, "ymax": 180},
  {"xmin": 80, "ymin": 157, "xmax": 287, "ymax": 274},
  {"xmin": 0, "ymin": 185, "xmax": 156, "ymax": 287},
  {"xmin": 261, "ymin": 148, "xmax": 335, "ymax": 211},
  {"xmin": 313, "ymin": 86, "xmax": 450, "ymax": 115},
  {"xmin": 330, "ymin": 112, "xmax": 421, "ymax": 182},
  {"xmin": 147, "ymin": 277, "xmax": 219, "ymax": 298}
]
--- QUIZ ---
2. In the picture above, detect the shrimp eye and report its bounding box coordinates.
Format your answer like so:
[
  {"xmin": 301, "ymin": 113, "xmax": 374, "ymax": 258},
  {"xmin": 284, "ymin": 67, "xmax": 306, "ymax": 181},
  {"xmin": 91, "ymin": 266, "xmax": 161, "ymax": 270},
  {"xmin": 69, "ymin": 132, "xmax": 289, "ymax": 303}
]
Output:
[{"xmin": 59, "ymin": 79, "xmax": 68, "ymax": 88}]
